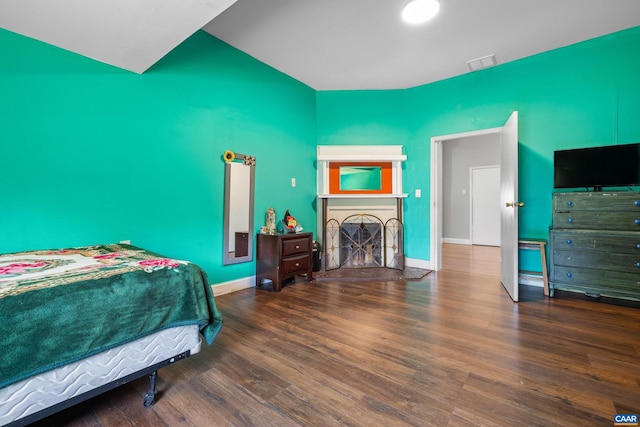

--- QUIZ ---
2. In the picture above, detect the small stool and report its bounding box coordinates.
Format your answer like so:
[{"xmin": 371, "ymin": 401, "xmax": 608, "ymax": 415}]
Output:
[{"xmin": 518, "ymin": 239, "xmax": 549, "ymax": 297}]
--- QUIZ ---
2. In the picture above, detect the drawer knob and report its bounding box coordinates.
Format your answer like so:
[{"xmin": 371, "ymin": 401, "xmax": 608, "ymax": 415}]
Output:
[
  {"xmin": 567, "ymin": 201, "xmax": 573, "ymax": 207},
  {"xmin": 635, "ymin": 200, "xmax": 640, "ymax": 206},
  {"xmin": 635, "ymin": 219, "xmax": 640, "ymax": 225},
  {"xmin": 566, "ymin": 272, "xmax": 573, "ymax": 278},
  {"xmin": 295, "ymin": 262, "xmax": 300, "ymax": 267},
  {"xmin": 295, "ymin": 245, "xmax": 300, "ymax": 249},
  {"xmin": 566, "ymin": 239, "xmax": 572, "ymax": 245},
  {"xmin": 636, "ymin": 263, "xmax": 640, "ymax": 268},
  {"xmin": 567, "ymin": 218, "xmax": 574, "ymax": 224},
  {"xmin": 636, "ymin": 243, "xmax": 640, "ymax": 249}
]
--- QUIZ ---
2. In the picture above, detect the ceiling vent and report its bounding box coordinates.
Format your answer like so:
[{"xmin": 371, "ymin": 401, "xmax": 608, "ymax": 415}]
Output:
[{"xmin": 466, "ymin": 54, "xmax": 497, "ymax": 71}]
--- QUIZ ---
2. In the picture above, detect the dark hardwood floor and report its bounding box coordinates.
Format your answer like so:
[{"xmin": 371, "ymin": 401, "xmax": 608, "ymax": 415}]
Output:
[{"xmin": 32, "ymin": 244, "xmax": 640, "ymax": 426}]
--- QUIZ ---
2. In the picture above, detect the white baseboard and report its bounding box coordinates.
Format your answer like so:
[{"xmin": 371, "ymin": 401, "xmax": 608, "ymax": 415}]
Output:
[
  {"xmin": 519, "ymin": 273, "xmax": 544, "ymax": 287},
  {"xmin": 212, "ymin": 276, "xmax": 256, "ymax": 296},
  {"xmin": 405, "ymin": 257, "xmax": 432, "ymax": 270},
  {"xmin": 442, "ymin": 238, "xmax": 472, "ymax": 245}
]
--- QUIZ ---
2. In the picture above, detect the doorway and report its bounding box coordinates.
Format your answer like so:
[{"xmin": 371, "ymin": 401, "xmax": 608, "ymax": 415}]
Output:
[{"xmin": 429, "ymin": 112, "xmax": 520, "ymax": 301}]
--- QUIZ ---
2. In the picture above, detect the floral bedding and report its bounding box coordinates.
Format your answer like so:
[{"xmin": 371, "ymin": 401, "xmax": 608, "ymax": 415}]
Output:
[{"xmin": 0, "ymin": 244, "xmax": 223, "ymax": 389}]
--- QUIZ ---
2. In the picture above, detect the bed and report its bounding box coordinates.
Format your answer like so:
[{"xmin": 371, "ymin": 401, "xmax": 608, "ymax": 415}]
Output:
[{"xmin": 0, "ymin": 243, "xmax": 223, "ymax": 426}]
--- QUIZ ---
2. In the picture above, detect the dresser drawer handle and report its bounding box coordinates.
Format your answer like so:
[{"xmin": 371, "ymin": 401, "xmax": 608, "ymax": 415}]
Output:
[
  {"xmin": 635, "ymin": 219, "xmax": 640, "ymax": 225},
  {"xmin": 295, "ymin": 262, "xmax": 300, "ymax": 267},
  {"xmin": 637, "ymin": 243, "xmax": 640, "ymax": 249},
  {"xmin": 566, "ymin": 272, "xmax": 573, "ymax": 278},
  {"xmin": 635, "ymin": 200, "xmax": 640, "ymax": 206},
  {"xmin": 636, "ymin": 262, "xmax": 640, "ymax": 268},
  {"xmin": 295, "ymin": 245, "xmax": 300, "ymax": 249},
  {"xmin": 566, "ymin": 239, "xmax": 572, "ymax": 245},
  {"xmin": 567, "ymin": 218, "xmax": 574, "ymax": 224},
  {"xmin": 566, "ymin": 201, "xmax": 573, "ymax": 207}
]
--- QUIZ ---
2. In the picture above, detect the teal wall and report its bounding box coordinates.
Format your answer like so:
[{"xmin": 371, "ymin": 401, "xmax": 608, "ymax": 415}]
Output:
[
  {"xmin": 0, "ymin": 29, "xmax": 317, "ymax": 284},
  {"xmin": 317, "ymin": 26, "xmax": 640, "ymax": 270},
  {"xmin": 2, "ymin": 25, "xmax": 640, "ymax": 280}
]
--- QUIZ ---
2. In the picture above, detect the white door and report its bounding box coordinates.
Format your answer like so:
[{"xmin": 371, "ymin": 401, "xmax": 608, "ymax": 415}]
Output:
[
  {"xmin": 500, "ymin": 111, "xmax": 520, "ymax": 302},
  {"xmin": 471, "ymin": 166, "xmax": 500, "ymax": 246}
]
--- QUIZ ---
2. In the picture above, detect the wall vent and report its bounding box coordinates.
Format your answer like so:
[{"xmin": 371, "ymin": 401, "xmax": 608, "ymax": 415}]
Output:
[{"xmin": 466, "ymin": 54, "xmax": 497, "ymax": 71}]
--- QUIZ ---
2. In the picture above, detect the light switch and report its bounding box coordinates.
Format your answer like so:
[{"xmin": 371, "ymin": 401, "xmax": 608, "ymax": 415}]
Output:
[
  {"xmin": 291, "ymin": 178, "xmax": 296, "ymax": 188},
  {"xmin": 415, "ymin": 189, "xmax": 421, "ymax": 198}
]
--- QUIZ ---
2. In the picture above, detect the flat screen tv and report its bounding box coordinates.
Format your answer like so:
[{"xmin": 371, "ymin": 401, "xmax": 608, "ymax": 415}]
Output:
[{"xmin": 554, "ymin": 143, "xmax": 640, "ymax": 191}]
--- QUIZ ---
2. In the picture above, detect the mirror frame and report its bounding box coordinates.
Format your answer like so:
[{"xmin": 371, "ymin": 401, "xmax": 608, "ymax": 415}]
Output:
[
  {"xmin": 328, "ymin": 162, "xmax": 393, "ymax": 194},
  {"xmin": 223, "ymin": 151, "xmax": 255, "ymax": 265}
]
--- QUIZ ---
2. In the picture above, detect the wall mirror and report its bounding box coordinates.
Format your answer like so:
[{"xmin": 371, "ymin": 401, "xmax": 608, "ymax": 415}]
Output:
[
  {"xmin": 339, "ymin": 166, "xmax": 382, "ymax": 191},
  {"xmin": 329, "ymin": 161, "xmax": 393, "ymax": 194},
  {"xmin": 223, "ymin": 151, "xmax": 255, "ymax": 265}
]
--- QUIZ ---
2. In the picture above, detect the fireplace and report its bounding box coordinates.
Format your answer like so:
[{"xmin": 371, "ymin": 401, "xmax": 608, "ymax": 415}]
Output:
[
  {"xmin": 324, "ymin": 214, "xmax": 403, "ymax": 271},
  {"xmin": 316, "ymin": 145, "xmax": 408, "ymax": 272}
]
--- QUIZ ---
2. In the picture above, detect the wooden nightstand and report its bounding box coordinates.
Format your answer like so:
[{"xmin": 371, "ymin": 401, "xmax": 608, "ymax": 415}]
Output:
[{"xmin": 256, "ymin": 232, "xmax": 313, "ymax": 292}]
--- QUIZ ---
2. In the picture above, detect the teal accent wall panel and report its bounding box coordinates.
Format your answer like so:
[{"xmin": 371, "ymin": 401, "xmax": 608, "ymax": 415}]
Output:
[{"xmin": 0, "ymin": 29, "xmax": 317, "ymax": 284}]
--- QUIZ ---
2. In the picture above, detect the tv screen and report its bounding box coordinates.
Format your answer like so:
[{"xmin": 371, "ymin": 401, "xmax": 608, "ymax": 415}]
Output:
[{"xmin": 554, "ymin": 143, "xmax": 640, "ymax": 190}]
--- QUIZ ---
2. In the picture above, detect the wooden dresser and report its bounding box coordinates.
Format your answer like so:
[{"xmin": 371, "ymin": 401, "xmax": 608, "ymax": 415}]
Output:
[
  {"xmin": 256, "ymin": 232, "xmax": 313, "ymax": 292},
  {"xmin": 549, "ymin": 191, "xmax": 640, "ymax": 302}
]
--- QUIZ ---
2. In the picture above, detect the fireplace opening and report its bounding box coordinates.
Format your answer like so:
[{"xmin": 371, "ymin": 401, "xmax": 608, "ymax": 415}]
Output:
[
  {"xmin": 341, "ymin": 218, "xmax": 383, "ymax": 268},
  {"xmin": 324, "ymin": 214, "xmax": 403, "ymax": 271}
]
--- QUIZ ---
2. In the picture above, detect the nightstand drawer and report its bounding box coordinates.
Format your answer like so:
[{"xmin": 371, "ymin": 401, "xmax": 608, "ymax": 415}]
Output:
[
  {"xmin": 282, "ymin": 237, "xmax": 310, "ymax": 257},
  {"xmin": 281, "ymin": 254, "xmax": 310, "ymax": 275}
]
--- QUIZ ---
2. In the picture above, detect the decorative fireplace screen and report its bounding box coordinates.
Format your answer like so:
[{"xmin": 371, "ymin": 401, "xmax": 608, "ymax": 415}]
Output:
[{"xmin": 324, "ymin": 214, "xmax": 404, "ymax": 271}]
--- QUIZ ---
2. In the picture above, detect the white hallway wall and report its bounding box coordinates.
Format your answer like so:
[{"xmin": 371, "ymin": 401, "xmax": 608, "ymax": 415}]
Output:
[{"xmin": 443, "ymin": 133, "xmax": 501, "ymax": 243}]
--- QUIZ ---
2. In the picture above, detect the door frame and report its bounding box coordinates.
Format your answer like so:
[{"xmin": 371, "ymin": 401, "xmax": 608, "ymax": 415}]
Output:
[{"xmin": 429, "ymin": 127, "xmax": 502, "ymax": 271}]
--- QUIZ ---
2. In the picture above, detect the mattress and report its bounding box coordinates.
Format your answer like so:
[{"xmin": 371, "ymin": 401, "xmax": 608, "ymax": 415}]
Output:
[
  {"xmin": 0, "ymin": 324, "xmax": 201, "ymax": 426},
  {"xmin": 1, "ymin": 244, "xmax": 223, "ymax": 391}
]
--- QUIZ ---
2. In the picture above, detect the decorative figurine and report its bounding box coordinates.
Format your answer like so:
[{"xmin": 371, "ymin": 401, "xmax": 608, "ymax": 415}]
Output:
[
  {"xmin": 278, "ymin": 209, "xmax": 303, "ymax": 233},
  {"xmin": 266, "ymin": 207, "xmax": 276, "ymax": 234}
]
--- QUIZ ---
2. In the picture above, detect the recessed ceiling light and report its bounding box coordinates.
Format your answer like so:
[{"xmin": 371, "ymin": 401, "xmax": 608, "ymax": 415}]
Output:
[{"xmin": 402, "ymin": 0, "xmax": 440, "ymax": 24}]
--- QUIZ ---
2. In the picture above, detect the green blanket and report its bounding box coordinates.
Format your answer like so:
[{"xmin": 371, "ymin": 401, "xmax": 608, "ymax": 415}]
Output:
[{"xmin": 0, "ymin": 244, "xmax": 223, "ymax": 389}]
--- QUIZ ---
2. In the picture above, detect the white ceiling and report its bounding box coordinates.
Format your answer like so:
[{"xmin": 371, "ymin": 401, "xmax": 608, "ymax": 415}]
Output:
[
  {"xmin": 0, "ymin": 0, "xmax": 238, "ymax": 74},
  {"xmin": 1, "ymin": 0, "xmax": 639, "ymax": 90}
]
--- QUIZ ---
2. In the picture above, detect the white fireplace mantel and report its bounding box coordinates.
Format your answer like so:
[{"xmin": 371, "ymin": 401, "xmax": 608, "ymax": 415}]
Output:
[
  {"xmin": 318, "ymin": 193, "xmax": 408, "ymax": 199},
  {"xmin": 316, "ymin": 145, "xmax": 407, "ymax": 198}
]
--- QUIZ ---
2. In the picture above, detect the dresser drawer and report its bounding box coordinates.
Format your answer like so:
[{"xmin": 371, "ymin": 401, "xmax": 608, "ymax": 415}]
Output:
[
  {"xmin": 554, "ymin": 192, "xmax": 640, "ymax": 212},
  {"xmin": 551, "ymin": 230, "xmax": 640, "ymax": 253},
  {"xmin": 281, "ymin": 237, "xmax": 310, "ymax": 256},
  {"xmin": 551, "ymin": 266, "xmax": 640, "ymax": 300},
  {"xmin": 552, "ymin": 211, "xmax": 640, "ymax": 231},
  {"xmin": 281, "ymin": 254, "xmax": 310, "ymax": 275},
  {"xmin": 553, "ymin": 249, "xmax": 640, "ymax": 273}
]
